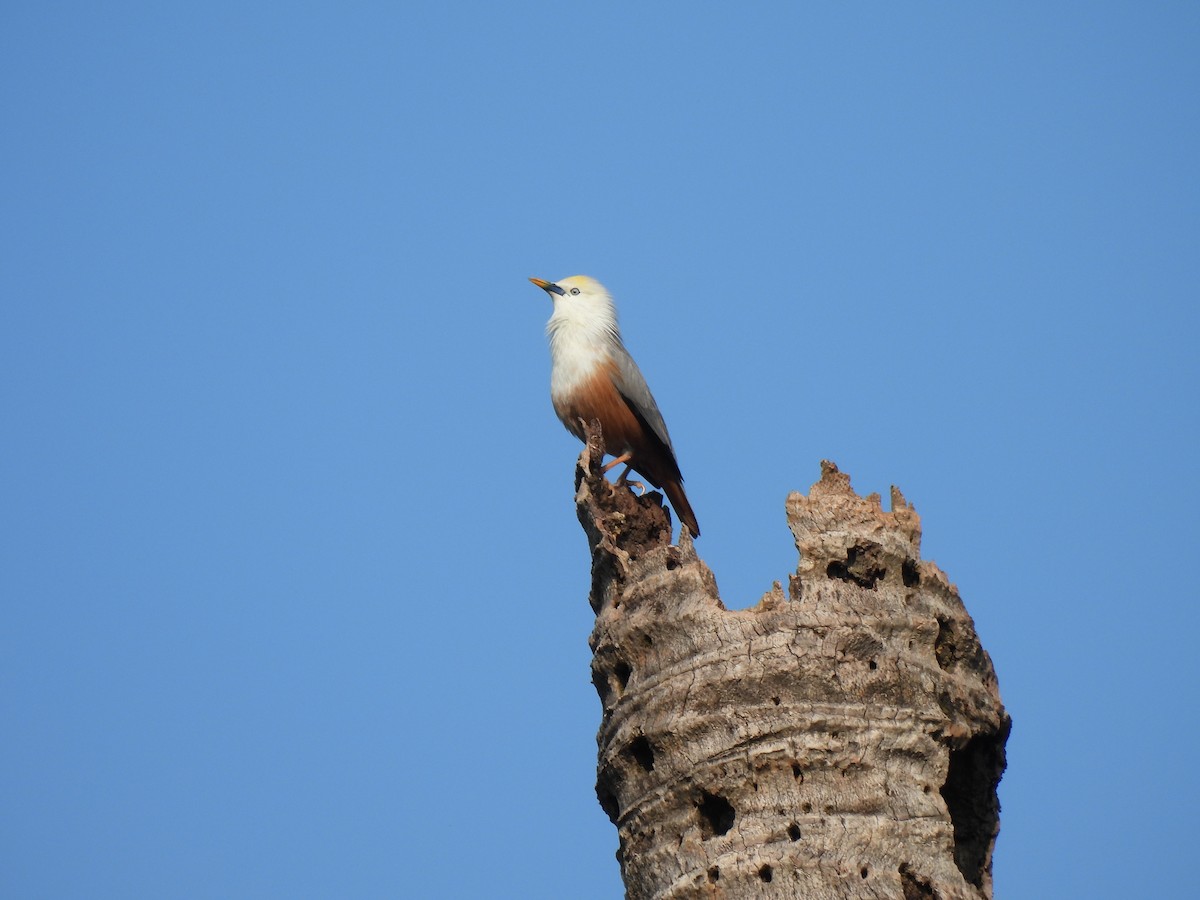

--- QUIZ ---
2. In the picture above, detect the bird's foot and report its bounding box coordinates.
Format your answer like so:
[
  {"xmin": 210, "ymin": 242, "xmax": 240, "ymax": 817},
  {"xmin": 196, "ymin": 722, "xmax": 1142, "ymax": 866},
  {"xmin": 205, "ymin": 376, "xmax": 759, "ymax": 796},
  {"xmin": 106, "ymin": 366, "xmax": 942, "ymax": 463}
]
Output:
[{"xmin": 614, "ymin": 465, "xmax": 646, "ymax": 496}]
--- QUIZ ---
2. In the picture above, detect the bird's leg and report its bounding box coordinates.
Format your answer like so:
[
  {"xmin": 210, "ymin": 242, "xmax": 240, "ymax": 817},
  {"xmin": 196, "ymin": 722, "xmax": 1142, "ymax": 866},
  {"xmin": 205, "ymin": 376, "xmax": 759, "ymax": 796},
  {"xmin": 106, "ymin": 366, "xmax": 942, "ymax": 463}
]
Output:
[
  {"xmin": 601, "ymin": 452, "xmax": 632, "ymax": 473},
  {"xmin": 600, "ymin": 453, "xmax": 646, "ymax": 495}
]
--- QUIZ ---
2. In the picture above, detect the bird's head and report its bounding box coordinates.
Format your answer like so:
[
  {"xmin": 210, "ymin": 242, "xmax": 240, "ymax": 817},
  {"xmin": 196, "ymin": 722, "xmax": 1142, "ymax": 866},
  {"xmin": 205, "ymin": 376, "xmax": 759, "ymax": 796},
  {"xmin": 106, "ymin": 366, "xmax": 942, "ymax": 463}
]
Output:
[
  {"xmin": 529, "ymin": 275, "xmax": 609, "ymax": 302},
  {"xmin": 530, "ymin": 275, "xmax": 620, "ymax": 338}
]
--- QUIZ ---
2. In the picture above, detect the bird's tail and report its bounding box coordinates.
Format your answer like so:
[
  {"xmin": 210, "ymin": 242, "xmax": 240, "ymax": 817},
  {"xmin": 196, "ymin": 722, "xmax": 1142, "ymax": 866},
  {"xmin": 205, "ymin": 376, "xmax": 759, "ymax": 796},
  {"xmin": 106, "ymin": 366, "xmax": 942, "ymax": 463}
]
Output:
[{"xmin": 663, "ymin": 479, "xmax": 700, "ymax": 538}]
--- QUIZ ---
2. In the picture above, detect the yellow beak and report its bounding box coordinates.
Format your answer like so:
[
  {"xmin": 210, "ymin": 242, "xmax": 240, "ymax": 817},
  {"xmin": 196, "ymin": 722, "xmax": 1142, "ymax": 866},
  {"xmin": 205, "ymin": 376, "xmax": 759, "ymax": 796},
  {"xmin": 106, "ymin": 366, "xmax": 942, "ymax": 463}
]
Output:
[{"xmin": 529, "ymin": 277, "xmax": 565, "ymax": 296}]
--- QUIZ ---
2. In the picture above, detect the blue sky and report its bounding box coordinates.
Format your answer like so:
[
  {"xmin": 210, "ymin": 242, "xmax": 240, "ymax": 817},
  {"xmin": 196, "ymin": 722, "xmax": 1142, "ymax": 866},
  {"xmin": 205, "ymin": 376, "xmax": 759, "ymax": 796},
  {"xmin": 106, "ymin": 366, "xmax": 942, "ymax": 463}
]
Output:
[{"xmin": 2, "ymin": 3, "xmax": 1196, "ymax": 897}]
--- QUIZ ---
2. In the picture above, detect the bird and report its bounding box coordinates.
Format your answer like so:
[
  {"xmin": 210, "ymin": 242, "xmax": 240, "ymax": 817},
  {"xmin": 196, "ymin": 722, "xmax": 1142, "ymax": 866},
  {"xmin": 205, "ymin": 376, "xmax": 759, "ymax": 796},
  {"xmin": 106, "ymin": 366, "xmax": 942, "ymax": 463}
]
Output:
[{"xmin": 529, "ymin": 275, "xmax": 700, "ymax": 538}]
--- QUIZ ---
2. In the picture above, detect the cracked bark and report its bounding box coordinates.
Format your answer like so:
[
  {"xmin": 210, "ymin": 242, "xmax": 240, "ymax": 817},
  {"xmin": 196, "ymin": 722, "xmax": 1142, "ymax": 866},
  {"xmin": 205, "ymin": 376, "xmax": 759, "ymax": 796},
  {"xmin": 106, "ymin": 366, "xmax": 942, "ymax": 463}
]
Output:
[{"xmin": 576, "ymin": 424, "xmax": 1009, "ymax": 899}]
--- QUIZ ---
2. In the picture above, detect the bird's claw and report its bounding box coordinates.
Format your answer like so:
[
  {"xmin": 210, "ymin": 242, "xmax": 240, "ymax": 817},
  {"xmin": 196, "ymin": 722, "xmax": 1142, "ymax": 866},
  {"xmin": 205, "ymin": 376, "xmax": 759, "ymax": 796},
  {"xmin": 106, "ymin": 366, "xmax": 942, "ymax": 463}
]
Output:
[{"xmin": 613, "ymin": 467, "xmax": 647, "ymax": 495}]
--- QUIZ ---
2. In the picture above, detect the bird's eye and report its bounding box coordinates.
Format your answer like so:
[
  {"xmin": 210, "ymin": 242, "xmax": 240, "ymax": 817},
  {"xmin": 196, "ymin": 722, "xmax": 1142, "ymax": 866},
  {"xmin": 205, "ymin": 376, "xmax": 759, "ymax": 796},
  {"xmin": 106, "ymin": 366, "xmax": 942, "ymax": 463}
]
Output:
[{"xmin": 569, "ymin": 287, "xmax": 581, "ymax": 295}]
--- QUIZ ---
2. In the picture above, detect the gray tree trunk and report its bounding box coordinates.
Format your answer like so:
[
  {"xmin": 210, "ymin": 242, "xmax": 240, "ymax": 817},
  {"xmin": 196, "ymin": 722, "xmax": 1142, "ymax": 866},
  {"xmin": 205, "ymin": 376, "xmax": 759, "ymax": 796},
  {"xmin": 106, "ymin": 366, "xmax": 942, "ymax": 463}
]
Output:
[{"xmin": 575, "ymin": 427, "xmax": 1009, "ymax": 899}]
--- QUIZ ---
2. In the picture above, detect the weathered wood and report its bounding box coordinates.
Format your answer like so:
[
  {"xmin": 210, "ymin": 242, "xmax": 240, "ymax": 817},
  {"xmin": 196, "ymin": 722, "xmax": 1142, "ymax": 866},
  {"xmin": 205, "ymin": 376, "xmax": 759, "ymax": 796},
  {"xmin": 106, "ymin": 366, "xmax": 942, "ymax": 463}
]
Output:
[{"xmin": 576, "ymin": 425, "xmax": 1008, "ymax": 899}]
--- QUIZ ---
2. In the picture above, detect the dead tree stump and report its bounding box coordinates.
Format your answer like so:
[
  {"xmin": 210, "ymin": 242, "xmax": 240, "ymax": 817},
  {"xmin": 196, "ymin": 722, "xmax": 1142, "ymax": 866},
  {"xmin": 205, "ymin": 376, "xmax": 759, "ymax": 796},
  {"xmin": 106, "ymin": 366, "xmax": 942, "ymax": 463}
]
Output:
[{"xmin": 576, "ymin": 426, "xmax": 1008, "ymax": 899}]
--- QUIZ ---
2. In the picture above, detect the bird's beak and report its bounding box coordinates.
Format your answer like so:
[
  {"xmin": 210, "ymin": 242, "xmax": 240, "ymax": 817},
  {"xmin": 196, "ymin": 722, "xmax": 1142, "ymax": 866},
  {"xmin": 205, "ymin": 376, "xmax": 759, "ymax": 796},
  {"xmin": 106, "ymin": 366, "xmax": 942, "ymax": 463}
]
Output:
[{"xmin": 529, "ymin": 277, "xmax": 565, "ymax": 296}]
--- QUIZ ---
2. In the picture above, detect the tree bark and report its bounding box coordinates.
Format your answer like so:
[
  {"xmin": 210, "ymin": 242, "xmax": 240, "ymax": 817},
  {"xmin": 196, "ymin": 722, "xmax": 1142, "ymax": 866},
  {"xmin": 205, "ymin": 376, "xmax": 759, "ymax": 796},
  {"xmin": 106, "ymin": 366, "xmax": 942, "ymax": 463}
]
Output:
[{"xmin": 576, "ymin": 426, "xmax": 1009, "ymax": 899}]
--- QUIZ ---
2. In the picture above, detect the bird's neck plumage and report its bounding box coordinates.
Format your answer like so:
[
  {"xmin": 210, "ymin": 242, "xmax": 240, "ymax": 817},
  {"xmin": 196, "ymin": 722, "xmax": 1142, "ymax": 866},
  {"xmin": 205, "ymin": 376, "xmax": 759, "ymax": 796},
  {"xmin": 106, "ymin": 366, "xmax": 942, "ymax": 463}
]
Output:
[{"xmin": 546, "ymin": 292, "xmax": 622, "ymax": 401}]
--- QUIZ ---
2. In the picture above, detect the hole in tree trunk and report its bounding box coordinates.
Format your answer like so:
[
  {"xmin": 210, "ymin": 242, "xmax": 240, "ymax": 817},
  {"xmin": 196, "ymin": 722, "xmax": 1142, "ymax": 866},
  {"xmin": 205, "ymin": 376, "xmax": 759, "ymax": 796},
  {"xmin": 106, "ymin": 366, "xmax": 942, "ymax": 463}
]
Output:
[
  {"xmin": 596, "ymin": 785, "xmax": 619, "ymax": 825},
  {"xmin": 614, "ymin": 661, "xmax": 632, "ymax": 690},
  {"xmin": 940, "ymin": 723, "xmax": 1009, "ymax": 887},
  {"xmin": 625, "ymin": 735, "xmax": 655, "ymax": 772},
  {"xmin": 826, "ymin": 543, "xmax": 887, "ymax": 589},
  {"xmin": 899, "ymin": 863, "xmax": 935, "ymax": 899},
  {"xmin": 696, "ymin": 790, "xmax": 735, "ymax": 838}
]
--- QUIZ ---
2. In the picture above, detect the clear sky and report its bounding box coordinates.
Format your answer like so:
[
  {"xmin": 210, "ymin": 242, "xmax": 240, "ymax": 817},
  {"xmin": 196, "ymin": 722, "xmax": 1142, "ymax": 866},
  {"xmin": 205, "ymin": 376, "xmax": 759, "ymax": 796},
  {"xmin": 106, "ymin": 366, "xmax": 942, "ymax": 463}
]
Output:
[{"xmin": 3, "ymin": 3, "xmax": 1196, "ymax": 898}]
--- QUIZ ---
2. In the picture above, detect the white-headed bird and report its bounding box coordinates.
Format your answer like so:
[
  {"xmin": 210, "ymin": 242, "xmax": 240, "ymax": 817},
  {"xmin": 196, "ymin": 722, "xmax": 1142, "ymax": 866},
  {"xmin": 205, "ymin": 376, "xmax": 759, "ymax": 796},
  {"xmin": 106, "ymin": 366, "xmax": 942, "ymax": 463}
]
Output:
[{"xmin": 530, "ymin": 275, "xmax": 699, "ymax": 538}]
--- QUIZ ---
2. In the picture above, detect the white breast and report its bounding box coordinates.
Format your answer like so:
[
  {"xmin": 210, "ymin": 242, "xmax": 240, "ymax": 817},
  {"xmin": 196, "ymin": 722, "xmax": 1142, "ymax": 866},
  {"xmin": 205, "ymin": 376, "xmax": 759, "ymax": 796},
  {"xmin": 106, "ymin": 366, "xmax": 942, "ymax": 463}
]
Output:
[{"xmin": 546, "ymin": 291, "xmax": 621, "ymax": 404}]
